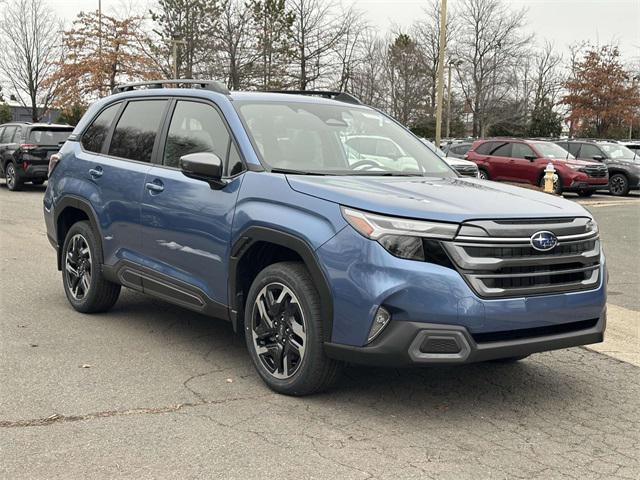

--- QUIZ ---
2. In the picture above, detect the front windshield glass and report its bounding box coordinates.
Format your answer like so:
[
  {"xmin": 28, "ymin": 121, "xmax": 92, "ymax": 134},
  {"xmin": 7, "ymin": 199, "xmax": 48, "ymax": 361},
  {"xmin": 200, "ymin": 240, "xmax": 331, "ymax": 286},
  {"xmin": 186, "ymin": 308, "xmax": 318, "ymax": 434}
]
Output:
[
  {"xmin": 600, "ymin": 144, "xmax": 636, "ymax": 160},
  {"xmin": 534, "ymin": 142, "xmax": 574, "ymax": 159},
  {"xmin": 235, "ymin": 101, "xmax": 455, "ymax": 177}
]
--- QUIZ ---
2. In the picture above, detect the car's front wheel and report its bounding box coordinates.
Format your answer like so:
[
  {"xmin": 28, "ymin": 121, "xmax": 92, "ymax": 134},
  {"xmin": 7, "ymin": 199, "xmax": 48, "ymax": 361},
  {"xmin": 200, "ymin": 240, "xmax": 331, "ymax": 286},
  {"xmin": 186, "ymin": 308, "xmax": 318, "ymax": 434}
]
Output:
[
  {"xmin": 244, "ymin": 262, "xmax": 341, "ymax": 395},
  {"xmin": 62, "ymin": 221, "xmax": 120, "ymax": 313},
  {"xmin": 478, "ymin": 169, "xmax": 490, "ymax": 180},
  {"xmin": 609, "ymin": 173, "xmax": 630, "ymax": 196}
]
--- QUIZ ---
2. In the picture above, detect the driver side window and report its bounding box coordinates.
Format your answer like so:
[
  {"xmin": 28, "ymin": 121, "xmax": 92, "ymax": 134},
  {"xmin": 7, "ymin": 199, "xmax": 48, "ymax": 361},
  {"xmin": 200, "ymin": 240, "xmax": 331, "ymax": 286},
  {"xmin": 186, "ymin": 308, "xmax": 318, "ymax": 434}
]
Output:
[{"xmin": 164, "ymin": 101, "xmax": 230, "ymax": 169}]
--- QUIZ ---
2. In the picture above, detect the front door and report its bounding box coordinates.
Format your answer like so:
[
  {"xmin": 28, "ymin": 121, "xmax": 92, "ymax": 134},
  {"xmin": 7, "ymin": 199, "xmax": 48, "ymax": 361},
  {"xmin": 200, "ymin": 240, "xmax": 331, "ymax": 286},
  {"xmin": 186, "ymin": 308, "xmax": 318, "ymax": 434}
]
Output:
[
  {"xmin": 140, "ymin": 99, "xmax": 244, "ymax": 310},
  {"xmin": 510, "ymin": 142, "xmax": 539, "ymax": 184}
]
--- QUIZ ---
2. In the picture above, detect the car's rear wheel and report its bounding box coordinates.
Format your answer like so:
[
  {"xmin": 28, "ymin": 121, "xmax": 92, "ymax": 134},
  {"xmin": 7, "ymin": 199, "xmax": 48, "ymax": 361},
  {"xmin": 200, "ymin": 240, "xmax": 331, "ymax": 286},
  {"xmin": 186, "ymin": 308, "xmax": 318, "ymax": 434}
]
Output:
[
  {"xmin": 478, "ymin": 169, "xmax": 490, "ymax": 180},
  {"xmin": 244, "ymin": 262, "xmax": 341, "ymax": 395},
  {"xmin": 5, "ymin": 162, "xmax": 23, "ymax": 191},
  {"xmin": 609, "ymin": 173, "xmax": 629, "ymax": 196},
  {"xmin": 62, "ymin": 221, "xmax": 120, "ymax": 313}
]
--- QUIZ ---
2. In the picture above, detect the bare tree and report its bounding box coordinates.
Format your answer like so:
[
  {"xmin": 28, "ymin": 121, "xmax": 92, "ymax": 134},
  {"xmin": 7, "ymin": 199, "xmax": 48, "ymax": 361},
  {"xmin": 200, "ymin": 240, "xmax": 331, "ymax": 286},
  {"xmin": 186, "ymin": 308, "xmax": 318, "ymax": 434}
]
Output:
[
  {"xmin": 216, "ymin": 0, "xmax": 255, "ymax": 89},
  {"xmin": 287, "ymin": 0, "xmax": 357, "ymax": 90},
  {"xmin": 349, "ymin": 31, "xmax": 388, "ymax": 106},
  {"xmin": 0, "ymin": 0, "xmax": 62, "ymax": 121},
  {"xmin": 454, "ymin": 0, "xmax": 531, "ymax": 136},
  {"xmin": 533, "ymin": 41, "xmax": 564, "ymax": 108}
]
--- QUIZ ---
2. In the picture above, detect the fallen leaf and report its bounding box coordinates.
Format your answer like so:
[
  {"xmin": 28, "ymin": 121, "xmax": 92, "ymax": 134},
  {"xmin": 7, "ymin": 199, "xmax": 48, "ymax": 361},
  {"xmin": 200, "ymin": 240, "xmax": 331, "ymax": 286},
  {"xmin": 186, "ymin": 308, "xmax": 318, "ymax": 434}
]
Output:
[
  {"xmin": 226, "ymin": 378, "xmax": 233, "ymax": 383},
  {"xmin": 80, "ymin": 364, "xmax": 93, "ymax": 369}
]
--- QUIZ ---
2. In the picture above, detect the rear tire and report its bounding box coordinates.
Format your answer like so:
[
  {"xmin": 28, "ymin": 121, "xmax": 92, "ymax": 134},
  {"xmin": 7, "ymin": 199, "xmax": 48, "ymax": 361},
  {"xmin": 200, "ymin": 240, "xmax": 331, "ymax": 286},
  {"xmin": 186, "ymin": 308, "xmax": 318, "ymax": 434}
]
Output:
[
  {"xmin": 5, "ymin": 162, "xmax": 23, "ymax": 191},
  {"xmin": 62, "ymin": 221, "xmax": 120, "ymax": 313},
  {"xmin": 244, "ymin": 261, "xmax": 341, "ymax": 396},
  {"xmin": 609, "ymin": 173, "xmax": 629, "ymax": 196}
]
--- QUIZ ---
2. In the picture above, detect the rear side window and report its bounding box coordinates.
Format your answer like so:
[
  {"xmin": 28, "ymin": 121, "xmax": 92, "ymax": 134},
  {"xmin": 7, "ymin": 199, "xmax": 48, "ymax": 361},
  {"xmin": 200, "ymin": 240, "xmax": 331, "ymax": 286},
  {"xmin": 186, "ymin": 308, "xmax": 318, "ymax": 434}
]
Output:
[
  {"xmin": 109, "ymin": 100, "xmax": 167, "ymax": 163},
  {"xmin": 82, "ymin": 104, "xmax": 120, "ymax": 153},
  {"xmin": 474, "ymin": 142, "xmax": 495, "ymax": 155},
  {"xmin": 163, "ymin": 101, "xmax": 230, "ymax": 169},
  {"xmin": 28, "ymin": 127, "xmax": 73, "ymax": 145}
]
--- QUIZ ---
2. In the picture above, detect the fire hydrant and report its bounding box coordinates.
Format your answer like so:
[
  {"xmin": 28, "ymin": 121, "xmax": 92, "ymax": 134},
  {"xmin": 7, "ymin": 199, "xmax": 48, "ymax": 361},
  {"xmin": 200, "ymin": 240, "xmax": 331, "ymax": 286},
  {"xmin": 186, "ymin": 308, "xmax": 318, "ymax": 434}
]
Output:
[{"xmin": 543, "ymin": 163, "xmax": 557, "ymax": 193}]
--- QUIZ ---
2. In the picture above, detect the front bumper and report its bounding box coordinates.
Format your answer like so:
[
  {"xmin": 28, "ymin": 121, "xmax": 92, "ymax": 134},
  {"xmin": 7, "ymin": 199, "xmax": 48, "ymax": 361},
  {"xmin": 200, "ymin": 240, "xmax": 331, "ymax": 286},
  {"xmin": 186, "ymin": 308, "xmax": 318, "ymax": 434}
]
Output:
[{"xmin": 325, "ymin": 312, "xmax": 605, "ymax": 366}]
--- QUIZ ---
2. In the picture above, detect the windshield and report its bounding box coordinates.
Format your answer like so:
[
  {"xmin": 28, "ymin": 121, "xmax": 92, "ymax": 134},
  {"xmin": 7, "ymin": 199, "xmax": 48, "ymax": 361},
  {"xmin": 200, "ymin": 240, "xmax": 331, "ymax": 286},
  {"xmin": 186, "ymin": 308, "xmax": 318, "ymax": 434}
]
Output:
[
  {"xmin": 534, "ymin": 142, "xmax": 574, "ymax": 159},
  {"xmin": 600, "ymin": 144, "xmax": 637, "ymax": 160},
  {"xmin": 28, "ymin": 127, "xmax": 73, "ymax": 145},
  {"xmin": 235, "ymin": 101, "xmax": 455, "ymax": 177}
]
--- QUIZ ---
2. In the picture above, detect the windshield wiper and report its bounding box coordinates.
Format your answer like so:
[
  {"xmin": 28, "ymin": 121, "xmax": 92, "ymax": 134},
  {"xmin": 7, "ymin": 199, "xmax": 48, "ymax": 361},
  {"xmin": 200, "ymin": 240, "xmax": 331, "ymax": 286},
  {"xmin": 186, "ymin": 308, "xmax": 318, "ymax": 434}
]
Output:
[
  {"xmin": 270, "ymin": 168, "xmax": 328, "ymax": 176},
  {"xmin": 344, "ymin": 171, "xmax": 424, "ymax": 176}
]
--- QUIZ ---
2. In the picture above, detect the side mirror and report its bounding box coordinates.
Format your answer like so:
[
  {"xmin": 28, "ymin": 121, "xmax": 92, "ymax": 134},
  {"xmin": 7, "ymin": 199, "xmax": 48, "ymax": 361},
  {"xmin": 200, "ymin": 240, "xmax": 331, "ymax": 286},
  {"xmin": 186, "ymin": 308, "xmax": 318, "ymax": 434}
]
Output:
[
  {"xmin": 179, "ymin": 152, "xmax": 225, "ymax": 189},
  {"xmin": 524, "ymin": 155, "xmax": 537, "ymax": 161},
  {"xmin": 592, "ymin": 155, "xmax": 604, "ymax": 161}
]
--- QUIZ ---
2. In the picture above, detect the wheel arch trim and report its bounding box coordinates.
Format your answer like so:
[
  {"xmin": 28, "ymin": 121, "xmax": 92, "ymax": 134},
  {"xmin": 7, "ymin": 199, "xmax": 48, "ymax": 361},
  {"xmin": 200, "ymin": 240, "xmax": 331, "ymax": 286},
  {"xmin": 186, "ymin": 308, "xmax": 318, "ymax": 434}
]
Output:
[
  {"xmin": 54, "ymin": 195, "xmax": 104, "ymax": 270},
  {"xmin": 229, "ymin": 226, "xmax": 334, "ymax": 341}
]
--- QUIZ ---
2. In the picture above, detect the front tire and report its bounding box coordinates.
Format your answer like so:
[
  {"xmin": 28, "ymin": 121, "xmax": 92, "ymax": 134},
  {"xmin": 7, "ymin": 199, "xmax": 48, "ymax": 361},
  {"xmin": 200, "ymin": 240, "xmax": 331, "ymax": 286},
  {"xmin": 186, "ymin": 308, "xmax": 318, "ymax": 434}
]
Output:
[
  {"xmin": 609, "ymin": 173, "xmax": 630, "ymax": 196},
  {"xmin": 5, "ymin": 162, "xmax": 23, "ymax": 191},
  {"xmin": 244, "ymin": 262, "xmax": 341, "ymax": 395},
  {"xmin": 62, "ymin": 221, "xmax": 120, "ymax": 313},
  {"xmin": 478, "ymin": 169, "xmax": 490, "ymax": 180}
]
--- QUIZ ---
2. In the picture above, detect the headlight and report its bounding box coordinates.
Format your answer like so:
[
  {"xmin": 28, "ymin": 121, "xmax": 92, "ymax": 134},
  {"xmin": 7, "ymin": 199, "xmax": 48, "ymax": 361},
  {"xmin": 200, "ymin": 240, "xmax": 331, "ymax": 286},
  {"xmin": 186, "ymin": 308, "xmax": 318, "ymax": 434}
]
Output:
[
  {"xmin": 586, "ymin": 218, "xmax": 598, "ymax": 234},
  {"xmin": 566, "ymin": 164, "xmax": 582, "ymax": 170},
  {"xmin": 341, "ymin": 207, "xmax": 459, "ymax": 261}
]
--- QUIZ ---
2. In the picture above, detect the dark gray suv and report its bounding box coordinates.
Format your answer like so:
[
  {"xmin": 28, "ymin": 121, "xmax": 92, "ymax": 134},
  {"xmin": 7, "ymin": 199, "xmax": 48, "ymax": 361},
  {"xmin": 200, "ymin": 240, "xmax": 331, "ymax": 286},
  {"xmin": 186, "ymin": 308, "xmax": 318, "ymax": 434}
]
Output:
[{"xmin": 556, "ymin": 140, "xmax": 640, "ymax": 196}]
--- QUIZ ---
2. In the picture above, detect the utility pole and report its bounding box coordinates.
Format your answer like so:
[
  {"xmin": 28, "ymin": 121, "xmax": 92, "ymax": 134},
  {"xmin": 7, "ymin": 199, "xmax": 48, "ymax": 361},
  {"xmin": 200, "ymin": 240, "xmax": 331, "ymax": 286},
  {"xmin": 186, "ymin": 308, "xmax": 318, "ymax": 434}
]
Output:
[
  {"xmin": 98, "ymin": 0, "xmax": 102, "ymax": 94},
  {"xmin": 434, "ymin": 0, "xmax": 447, "ymax": 148}
]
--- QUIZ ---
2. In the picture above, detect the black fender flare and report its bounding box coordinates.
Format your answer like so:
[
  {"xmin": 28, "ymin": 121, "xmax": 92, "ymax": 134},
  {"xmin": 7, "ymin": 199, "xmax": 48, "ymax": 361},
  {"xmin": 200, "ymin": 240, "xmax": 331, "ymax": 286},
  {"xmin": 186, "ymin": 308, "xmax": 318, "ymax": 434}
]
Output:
[
  {"xmin": 229, "ymin": 226, "xmax": 334, "ymax": 342},
  {"xmin": 54, "ymin": 195, "xmax": 105, "ymax": 270}
]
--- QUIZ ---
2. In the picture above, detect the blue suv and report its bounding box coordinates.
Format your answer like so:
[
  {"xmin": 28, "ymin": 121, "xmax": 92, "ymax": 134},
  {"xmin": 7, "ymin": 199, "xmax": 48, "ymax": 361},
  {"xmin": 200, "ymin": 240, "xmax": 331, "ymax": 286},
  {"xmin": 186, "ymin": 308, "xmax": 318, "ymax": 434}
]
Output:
[{"xmin": 43, "ymin": 80, "xmax": 607, "ymax": 395}]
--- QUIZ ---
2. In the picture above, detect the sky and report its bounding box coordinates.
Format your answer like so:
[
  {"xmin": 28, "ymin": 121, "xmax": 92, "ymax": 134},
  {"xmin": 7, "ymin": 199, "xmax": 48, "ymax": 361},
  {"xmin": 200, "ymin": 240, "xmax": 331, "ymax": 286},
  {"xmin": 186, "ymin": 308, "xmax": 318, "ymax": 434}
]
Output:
[{"xmin": 48, "ymin": 0, "xmax": 640, "ymax": 62}]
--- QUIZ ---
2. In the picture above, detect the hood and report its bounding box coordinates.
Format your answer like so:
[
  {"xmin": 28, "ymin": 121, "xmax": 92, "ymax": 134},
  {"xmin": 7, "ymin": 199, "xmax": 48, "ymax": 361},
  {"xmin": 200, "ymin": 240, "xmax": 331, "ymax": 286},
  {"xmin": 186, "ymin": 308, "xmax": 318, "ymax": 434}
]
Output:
[{"xmin": 286, "ymin": 176, "xmax": 589, "ymax": 223}]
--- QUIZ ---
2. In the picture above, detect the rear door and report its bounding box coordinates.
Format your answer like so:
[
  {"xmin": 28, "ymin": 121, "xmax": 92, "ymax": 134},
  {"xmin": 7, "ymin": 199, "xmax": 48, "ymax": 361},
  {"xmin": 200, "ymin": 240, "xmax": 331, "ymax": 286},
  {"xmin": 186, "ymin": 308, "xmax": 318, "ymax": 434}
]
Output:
[
  {"xmin": 75, "ymin": 99, "xmax": 169, "ymax": 267},
  {"xmin": 22, "ymin": 126, "xmax": 74, "ymax": 176},
  {"xmin": 486, "ymin": 142, "xmax": 512, "ymax": 181},
  {"xmin": 140, "ymin": 99, "xmax": 245, "ymax": 310}
]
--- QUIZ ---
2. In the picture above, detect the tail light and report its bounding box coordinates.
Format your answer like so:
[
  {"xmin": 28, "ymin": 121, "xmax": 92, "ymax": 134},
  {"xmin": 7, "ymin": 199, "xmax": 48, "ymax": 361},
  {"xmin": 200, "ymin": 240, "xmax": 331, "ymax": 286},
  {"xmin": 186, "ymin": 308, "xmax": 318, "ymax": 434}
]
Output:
[
  {"xmin": 48, "ymin": 153, "xmax": 62, "ymax": 176},
  {"xmin": 20, "ymin": 144, "xmax": 37, "ymax": 151},
  {"xmin": 22, "ymin": 161, "xmax": 29, "ymax": 170}
]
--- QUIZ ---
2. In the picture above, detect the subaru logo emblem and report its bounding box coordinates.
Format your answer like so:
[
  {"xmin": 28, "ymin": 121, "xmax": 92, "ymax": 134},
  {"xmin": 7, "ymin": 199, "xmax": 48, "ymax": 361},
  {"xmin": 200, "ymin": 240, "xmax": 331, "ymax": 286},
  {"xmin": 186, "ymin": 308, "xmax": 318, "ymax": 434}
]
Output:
[{"xmin": 530, "ymin": 231, "xmax": 558, "ymax": 251}]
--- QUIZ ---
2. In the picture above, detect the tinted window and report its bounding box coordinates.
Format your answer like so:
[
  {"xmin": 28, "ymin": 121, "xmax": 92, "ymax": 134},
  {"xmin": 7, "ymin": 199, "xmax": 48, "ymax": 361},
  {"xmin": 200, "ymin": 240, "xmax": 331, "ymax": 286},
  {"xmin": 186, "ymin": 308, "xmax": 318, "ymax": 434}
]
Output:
[
  {"xmin": 29, "ymin": 127, "xmax": 73, "ymax": 145},
  {"xmin": 0, "ymin": 126, "xmax": 16, "ymax": 143},
  {"xmin": 164, "ymin": 101, "xmax": 230, "ymax": 169},
  {"xmin": 492, "ymin": 143, "xmax": 511, "ymax": 157},
  {"xmin": 452, "ymin": 144, "xmax": 470, "ymax": 154},
  {"xmin": 82, "ymin": 104, "xmax": 120, "ymax": 153},
  {"xmin": 109, "ymin": 100, "xmax": 166, "ymax": 162},
  {"xmin": 228, "ymin": 142, "xmax": 244, "ymax": 176},
  {"xmin": 512, "ymin": 143, "xmax": 535, "ymax": 159},
  {"xmin": 567, "ymin": 143, "xmax": 581, "ymax": 156},
  {"xmin": 474, "ymin": 142, "xmax": 495, "ymax": 155},
  {"xmin": 579, "ymin": 144, "xmax": 602, "ymax": 160}
]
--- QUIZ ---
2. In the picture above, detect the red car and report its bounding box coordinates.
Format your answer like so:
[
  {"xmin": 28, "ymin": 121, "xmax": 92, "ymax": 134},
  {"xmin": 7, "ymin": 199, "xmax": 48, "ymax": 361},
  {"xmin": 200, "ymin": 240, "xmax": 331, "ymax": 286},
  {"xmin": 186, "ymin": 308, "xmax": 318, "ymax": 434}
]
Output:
[{"xmin": 465, "ymin": 139, "xmax": 609, "ymax": 196}]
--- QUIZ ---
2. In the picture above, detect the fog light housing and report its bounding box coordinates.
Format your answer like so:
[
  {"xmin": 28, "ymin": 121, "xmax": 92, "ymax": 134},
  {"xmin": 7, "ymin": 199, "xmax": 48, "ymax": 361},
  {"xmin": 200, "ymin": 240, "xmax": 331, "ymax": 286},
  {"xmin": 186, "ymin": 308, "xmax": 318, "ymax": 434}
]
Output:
[{"xmin": 367, "ymin": 306, "xmax": 391, "ymax": 343}]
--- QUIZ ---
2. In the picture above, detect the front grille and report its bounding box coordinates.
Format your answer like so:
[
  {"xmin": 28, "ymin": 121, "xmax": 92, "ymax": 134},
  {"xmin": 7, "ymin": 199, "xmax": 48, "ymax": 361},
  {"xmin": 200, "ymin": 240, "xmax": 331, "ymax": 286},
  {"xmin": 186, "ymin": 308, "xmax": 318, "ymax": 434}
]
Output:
[
  {"xmin": 453, "ymin": 164, "xmax": 478, "ymax": 177},
  {"xmin": 442, "ymin": 217, "xmax": 601, "ymax": 298},
  {"xmin": 579, "ymin": 165, "xmax": 608, "ymax": 178}
]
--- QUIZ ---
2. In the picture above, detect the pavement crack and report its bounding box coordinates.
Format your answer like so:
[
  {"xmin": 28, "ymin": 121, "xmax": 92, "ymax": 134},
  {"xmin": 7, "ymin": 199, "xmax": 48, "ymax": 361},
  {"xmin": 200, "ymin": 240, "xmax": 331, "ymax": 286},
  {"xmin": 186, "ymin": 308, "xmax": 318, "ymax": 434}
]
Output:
[{"xmin": 0, "ymin": 394, "xmax": 268, "ymax": 429}]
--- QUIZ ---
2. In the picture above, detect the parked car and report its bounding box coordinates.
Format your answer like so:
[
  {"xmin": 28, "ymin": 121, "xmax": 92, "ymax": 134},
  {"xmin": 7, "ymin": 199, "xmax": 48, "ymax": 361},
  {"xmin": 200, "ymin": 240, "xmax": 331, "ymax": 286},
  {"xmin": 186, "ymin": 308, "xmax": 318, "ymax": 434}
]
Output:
[
  {"xmin": 443, "ymin": 142, "xmax": 472, "ymax": 159},
  {"xmin": 0, "ymin": 122, "xmax": 73, "ymax": 191},
  {"xmin": 556, "ymin": 140, "xmax": 640, "ymax": 196},
  {"xmin": 421, "ymin": 139, "xmax": 479, "ymax": 177},
  {"xmin": 620, "ymin": 141, "xmax": 640, "ymax": 156},
  {"xmin": 44, "ymin": 82, "xmax": 606, "ymax": 395},
  {"xmin": 465, "ymin": 138, "xmax": 609, "ymax": 196}
]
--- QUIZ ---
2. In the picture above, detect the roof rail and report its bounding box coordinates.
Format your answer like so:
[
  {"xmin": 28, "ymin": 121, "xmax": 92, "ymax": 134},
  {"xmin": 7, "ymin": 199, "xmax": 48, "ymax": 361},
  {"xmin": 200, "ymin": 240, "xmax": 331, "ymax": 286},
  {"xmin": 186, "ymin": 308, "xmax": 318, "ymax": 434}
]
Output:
[
  {"xmin": 267, "ymin": 90, "xmax": 363, "ymax": 105},
  {"xmin": 112, "ymin": 79, "xmax": 230, "ymax": 95}
]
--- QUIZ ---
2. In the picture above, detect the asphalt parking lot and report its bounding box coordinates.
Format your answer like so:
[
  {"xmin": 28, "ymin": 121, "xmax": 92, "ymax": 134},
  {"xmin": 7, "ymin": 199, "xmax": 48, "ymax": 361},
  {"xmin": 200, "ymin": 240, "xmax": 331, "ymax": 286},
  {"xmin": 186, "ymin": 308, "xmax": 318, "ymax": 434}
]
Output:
[{"xmin": 1, "ymin": 184, "xmax": 638, "ymax": 479}]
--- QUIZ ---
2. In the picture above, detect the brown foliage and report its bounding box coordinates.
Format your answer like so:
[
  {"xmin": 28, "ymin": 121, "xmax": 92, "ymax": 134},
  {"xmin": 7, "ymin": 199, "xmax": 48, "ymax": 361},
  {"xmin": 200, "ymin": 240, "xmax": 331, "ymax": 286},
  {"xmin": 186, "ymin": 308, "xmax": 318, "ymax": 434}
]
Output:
[
  {"xmin": 50, "ymin": 10, "xmax": 163, "ymax": 106},
  {"xmin": 562, "ymin": 45, "xmax": 640, "ymax": 137}
]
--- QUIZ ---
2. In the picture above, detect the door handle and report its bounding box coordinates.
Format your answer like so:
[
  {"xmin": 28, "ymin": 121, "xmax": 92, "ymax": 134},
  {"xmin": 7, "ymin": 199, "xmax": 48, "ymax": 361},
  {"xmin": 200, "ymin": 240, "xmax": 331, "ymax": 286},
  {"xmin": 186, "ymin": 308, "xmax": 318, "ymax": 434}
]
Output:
[
  {"xmin": 89, "ymin": 167, "xmax": 103, "ymax": 178},
  {"xmin": 145, "ymin": 180, "xmax": 164, "ymax": 193}
]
